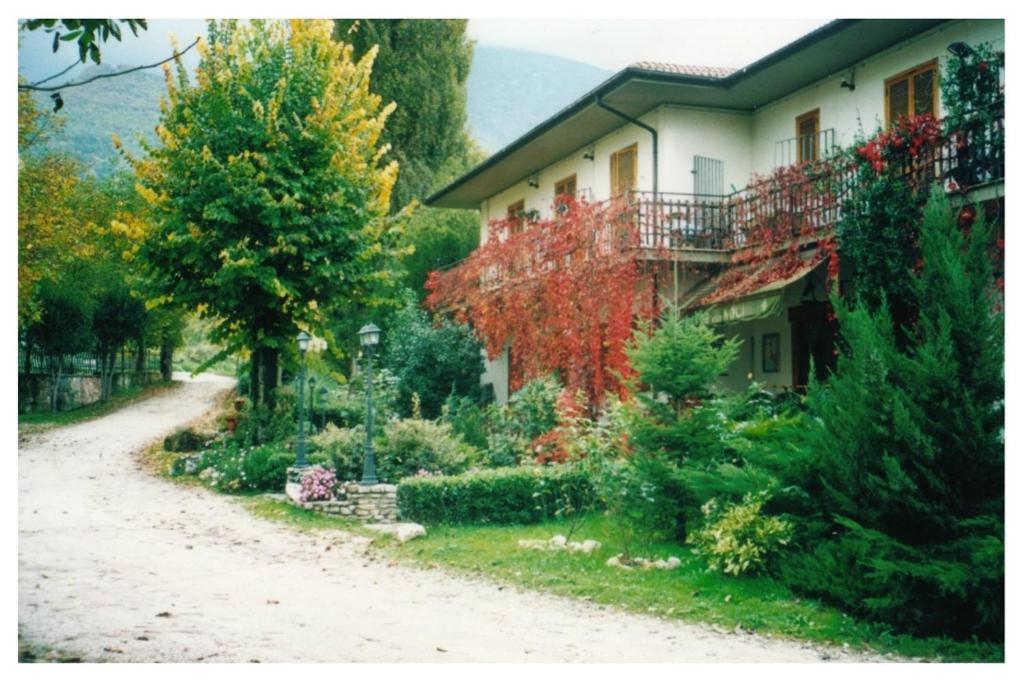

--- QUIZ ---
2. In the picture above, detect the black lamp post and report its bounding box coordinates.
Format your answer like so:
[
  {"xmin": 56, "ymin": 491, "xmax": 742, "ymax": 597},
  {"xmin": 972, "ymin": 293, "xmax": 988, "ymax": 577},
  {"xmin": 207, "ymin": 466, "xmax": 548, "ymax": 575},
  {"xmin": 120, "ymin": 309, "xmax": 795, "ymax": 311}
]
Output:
[
  {"xmin": 295, "ymin": 330, "xmax": 311, "ymax": 468},
  {"xmin": 358, "ymin": 323, "xmax": 381, "ymax": 485},
  {"xmin": 318, "ymin": 387, "xmax": 327, "ymax": 429},
  {"xmin": 308, "ymin": 376, "xmax": 317, "ymax": 429}
]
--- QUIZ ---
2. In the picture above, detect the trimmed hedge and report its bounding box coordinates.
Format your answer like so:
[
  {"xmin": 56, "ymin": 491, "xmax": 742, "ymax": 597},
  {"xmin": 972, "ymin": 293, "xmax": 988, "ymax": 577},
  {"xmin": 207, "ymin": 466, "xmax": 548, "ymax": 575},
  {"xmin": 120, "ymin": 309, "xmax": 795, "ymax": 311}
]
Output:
[{"xmin": 397, "ymin": 465, "xmax": 594, "ymax": 525}]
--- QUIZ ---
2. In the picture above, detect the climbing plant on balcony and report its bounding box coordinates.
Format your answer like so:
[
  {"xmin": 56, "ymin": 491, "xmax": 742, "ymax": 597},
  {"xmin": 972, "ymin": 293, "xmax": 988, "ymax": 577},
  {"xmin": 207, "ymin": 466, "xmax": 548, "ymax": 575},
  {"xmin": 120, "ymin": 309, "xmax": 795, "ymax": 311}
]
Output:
[
  {"xmin": 697, "ymin": 160, "xmax": 841, "ymax": 307},
  {"xmin": 426, "ymin": 197, "xmax": 655, "ymax": 411},
  {"xmin": 835, "ymin": 113, "xmax": 947, "ymax": 318},
  {"xmin": 941, "ymin": 42, "xmax": 1004, "ymax": 134}
]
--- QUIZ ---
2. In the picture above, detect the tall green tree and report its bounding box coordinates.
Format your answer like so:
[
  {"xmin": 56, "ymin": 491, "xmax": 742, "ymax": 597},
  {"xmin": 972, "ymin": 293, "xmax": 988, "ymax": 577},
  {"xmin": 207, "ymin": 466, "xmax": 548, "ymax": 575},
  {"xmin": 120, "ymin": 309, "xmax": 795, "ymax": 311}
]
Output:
[
  {"xmin": 131, "ymin": 20, "xmax": 405, "ymax": 406},
  {"xmin": 324, "ymin": 19, "xmax": 480, "ymax": 361},
  {"xmin": 792, "ymin": 189, "xmax": 1004, "ymax": 639},
  {"xmin": 333, "ymin": 19, "xmax": 474, "ymax": 211}
]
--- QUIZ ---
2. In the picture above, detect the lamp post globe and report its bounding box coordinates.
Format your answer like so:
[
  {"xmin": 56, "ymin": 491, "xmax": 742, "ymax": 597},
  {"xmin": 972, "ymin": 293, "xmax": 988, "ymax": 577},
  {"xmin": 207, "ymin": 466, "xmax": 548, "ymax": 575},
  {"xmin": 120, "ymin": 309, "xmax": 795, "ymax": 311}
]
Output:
[{"xmin": 359, "ymin": 323, "xmax": 381, "ymax": 485}]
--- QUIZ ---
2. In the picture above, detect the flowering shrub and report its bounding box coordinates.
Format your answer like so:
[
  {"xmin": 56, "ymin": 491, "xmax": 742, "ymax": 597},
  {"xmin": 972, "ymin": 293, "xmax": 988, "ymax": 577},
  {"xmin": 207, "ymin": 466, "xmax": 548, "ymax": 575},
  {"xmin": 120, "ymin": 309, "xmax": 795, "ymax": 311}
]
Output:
[
  {"xmin": 693, "ymin": 492, "xmax": 793, "ymax": 576},
  {"xmin": 299, "ymin": 465, "xmax": 338, "ymax": 503},
  {"xmin": 854, "ymin": 113, "xmax": 944, "ymax": 176},
  {"xmin": 193, "ymin": 442, "xmax": 293, "ymax": 493}
]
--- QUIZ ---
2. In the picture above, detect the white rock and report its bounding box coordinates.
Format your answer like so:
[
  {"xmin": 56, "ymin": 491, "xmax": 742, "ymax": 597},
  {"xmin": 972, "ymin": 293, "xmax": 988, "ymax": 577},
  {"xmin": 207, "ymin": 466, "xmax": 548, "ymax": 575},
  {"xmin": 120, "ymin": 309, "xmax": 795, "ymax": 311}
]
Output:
[
  {"xmin": 550, "ymin": 535, "xmax": 567, "ymax": 547},
  {"xmin": 517, "ymin": 539, "xmax": 548, "ymax": 550},
  {"xmin": 664, "ymin": 556, "xmax": 682, "ymax": 569},
  {"xmin": 580, "ymin": 539, "xmax": 601, "ymax": 554},
  {"xmin": 364, "ymin": 522, "xmax": 426, "ymax": 544}
]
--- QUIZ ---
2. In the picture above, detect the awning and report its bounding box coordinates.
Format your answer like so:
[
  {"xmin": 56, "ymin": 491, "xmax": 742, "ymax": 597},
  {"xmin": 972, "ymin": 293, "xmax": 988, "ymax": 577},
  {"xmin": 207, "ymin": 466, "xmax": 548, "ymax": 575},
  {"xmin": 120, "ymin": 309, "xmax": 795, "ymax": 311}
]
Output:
[{"xmin": 682, "ymin": 254, "xmax": 825, "ymax": 325}]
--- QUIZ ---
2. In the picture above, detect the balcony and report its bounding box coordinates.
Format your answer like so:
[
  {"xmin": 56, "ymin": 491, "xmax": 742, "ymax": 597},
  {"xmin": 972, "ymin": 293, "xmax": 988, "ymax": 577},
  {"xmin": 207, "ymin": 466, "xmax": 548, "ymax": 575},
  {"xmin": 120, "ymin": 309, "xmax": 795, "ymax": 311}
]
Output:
[
  {"xmin": 774, "ymin": 128, "xmax": 839, "ymax": 168},
  {"xmin": 630, "ymin": 107, "xmax": 1003, "ymax": 259}
]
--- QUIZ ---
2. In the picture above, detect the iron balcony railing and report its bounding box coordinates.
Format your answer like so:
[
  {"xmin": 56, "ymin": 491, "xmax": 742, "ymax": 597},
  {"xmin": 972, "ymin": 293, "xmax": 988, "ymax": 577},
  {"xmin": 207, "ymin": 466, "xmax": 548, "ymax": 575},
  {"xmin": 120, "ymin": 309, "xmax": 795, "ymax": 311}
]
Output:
[
  {"xmin": 631, "ymin": 107, "xmax": 1003, "ymax": 253},
  {"xmin": 774, "ymin": 128, "xmax": 839, "ymax": 168}
]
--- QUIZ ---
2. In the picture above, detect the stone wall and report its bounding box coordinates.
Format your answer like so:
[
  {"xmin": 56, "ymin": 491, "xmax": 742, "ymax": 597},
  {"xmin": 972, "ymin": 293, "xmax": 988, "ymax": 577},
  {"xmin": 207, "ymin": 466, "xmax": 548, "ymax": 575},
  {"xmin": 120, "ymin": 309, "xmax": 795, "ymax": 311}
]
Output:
[
  {"xmin": 18, "ymin": 371, "xmax": 164, "ymax": 413},
  {"xmin": 284, "ymin": 467, "xmax": 398, "ymax": 523}
]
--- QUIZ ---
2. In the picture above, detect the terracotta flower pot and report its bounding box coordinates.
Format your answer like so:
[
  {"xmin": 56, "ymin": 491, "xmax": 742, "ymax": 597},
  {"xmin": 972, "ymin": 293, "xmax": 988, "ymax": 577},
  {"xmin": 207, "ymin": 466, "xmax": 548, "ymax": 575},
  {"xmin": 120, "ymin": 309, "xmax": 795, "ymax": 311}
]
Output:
[{"xmin": 226, "ymin": 414, "xmax": 239, "ymax": 433}]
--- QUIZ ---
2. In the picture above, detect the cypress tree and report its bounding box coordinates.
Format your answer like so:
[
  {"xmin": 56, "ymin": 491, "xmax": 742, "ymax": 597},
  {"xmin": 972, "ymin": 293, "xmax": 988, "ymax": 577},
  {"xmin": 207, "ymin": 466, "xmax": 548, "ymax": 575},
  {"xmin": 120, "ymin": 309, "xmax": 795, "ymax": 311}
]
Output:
[{"xmin": 791, "ymin": 188, "xmax": 1004, "ymax": 639}]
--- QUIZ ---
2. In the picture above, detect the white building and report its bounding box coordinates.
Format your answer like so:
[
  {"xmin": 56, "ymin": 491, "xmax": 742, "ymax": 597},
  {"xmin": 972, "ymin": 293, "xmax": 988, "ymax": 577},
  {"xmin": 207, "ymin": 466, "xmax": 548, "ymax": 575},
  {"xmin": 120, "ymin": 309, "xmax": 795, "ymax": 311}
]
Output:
[{"xmin": 427, "ymin": 19, "xmax": 1005, "ymax": 403}]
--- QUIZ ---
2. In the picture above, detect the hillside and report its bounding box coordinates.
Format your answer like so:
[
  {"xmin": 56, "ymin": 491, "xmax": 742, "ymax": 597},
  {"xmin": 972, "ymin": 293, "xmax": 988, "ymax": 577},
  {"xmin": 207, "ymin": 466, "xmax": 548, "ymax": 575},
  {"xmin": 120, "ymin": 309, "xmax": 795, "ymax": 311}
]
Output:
[
  {"xmin": 29, "ymin": 46, "xmax": 612, "ymax": 179},
  {"xmin": 466, "ymin": 46, "xmax": 611, "ymax": 152},
  {"xmin": 31, "ymin": 65, "xmax": 165, "ymax": 177}
]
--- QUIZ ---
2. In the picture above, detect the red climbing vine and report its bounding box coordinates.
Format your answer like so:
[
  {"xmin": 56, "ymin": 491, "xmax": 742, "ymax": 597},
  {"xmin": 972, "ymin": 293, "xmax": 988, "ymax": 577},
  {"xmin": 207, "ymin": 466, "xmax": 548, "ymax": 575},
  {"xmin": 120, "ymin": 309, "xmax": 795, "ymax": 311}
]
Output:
[{"xmin": 426, "ymin": 196, "xmax": 656, "ymax": 411}]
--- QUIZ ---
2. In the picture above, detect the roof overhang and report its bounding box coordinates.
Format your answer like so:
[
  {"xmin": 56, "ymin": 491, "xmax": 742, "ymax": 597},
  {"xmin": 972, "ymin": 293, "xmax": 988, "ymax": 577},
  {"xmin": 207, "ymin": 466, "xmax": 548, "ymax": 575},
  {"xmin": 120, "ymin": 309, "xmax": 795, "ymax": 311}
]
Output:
[{"xmin": 429, "ymin": 18, "xmax": 949, "ymax": 209}]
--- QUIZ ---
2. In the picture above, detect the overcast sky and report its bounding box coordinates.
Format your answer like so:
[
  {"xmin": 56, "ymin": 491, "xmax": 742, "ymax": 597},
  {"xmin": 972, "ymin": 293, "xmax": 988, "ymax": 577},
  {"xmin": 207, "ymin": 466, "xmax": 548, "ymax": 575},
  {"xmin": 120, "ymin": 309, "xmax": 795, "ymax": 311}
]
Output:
[
  {"xmin": 19, "ymin": 18, "xmax": 830, "ymax": 82},
  {"xmin": 467, "ymin": 18, "xmax": 829, "ymax": 71}
]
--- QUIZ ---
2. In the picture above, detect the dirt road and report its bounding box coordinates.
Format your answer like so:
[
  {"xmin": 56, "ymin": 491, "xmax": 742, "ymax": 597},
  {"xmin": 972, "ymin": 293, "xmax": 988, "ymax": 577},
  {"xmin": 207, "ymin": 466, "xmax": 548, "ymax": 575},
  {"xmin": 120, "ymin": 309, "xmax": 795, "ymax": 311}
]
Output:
[{"xmin": 18, "ymin": 374, "xmax": 886, "ymax": 662}]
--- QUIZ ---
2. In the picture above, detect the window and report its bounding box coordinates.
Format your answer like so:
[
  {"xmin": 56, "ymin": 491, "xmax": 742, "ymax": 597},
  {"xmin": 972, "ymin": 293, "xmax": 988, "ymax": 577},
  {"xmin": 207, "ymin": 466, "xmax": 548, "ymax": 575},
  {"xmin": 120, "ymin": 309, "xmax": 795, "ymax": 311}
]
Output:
[
  {"xmin": 554, "ymin": 174, "xmax": 577, "ymax": 198},
  {"xmin": 507, "ymin": 199, "xmax": 525, "ymax": 235},
  {"xmin": 553, "ymin": 174, "xmax": 577, "ymax": 213},
  {"xmin": 762, "ymin": 333, "xmax": 780, "ymax": 374},
  {"xmin": 795, "ymin": 109, "xmax": 820, "ymax": 163},
  {"xmin": 610, "ymin": 144, "xmax": 637, "ymax": 198},
  {"xmin": 885, "ymin": 59, "xmax": 938, "ymax": 126}
]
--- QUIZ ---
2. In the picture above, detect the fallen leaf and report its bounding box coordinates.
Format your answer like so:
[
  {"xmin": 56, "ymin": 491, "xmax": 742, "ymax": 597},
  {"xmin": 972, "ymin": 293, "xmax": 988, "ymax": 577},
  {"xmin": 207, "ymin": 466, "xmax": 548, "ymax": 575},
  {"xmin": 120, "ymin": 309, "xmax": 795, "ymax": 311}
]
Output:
[
  {"xmin": 436, "ymin": 647, "xmax": 448, "ymax": 653},
  {"xmin": 155, "ymin": 611, "xmax": 171, "ymax": 618}
]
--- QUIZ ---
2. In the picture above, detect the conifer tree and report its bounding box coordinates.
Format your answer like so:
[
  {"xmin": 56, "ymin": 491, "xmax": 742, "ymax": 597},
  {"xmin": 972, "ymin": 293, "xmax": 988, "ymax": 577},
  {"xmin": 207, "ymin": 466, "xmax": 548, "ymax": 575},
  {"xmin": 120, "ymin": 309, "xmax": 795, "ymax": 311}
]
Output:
[{"xmin": 797, "ymin": 188, "xmax": 1003, "ymax": 639}]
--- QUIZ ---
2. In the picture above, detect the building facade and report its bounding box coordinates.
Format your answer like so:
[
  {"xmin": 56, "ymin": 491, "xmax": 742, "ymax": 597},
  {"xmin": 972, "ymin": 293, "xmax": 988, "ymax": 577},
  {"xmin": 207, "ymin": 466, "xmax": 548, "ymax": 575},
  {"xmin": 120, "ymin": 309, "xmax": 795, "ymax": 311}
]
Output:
[{"xmin": 428, "ymin": 19, "xmax": 1005, "ymax": 403}]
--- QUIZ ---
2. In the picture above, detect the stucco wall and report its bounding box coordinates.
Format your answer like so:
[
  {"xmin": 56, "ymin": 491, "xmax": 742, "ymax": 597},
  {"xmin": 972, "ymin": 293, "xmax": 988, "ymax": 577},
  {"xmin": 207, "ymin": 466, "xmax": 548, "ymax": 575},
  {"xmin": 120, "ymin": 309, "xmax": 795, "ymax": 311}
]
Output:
[
  {"xmin": 479, "ymin": 109, "xmax": 658, "ymax": 242},
  {"xmin": 749, "ymin": 19, "xmax": 1005, "ymax": 173},
  {"xmin": 657, "ymin": 106, "xmax": 753, "ymax": 195}
]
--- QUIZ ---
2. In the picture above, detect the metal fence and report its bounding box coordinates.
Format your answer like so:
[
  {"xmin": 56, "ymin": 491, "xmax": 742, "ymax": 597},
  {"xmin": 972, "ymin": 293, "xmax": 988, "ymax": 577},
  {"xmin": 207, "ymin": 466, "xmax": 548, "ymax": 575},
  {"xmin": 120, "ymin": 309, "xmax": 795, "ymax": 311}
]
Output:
[{"xmin": 18, "ymin": 346, "xmax": 161, "ymax": 376}]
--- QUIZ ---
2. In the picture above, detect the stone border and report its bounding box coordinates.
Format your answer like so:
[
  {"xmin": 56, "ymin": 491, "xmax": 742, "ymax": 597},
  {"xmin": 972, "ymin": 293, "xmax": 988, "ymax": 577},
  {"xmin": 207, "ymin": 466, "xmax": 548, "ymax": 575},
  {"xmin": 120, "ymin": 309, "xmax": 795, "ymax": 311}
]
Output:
[{"xmin": 284, "ymin": 467, "xmax": 397, "ymax": 523}]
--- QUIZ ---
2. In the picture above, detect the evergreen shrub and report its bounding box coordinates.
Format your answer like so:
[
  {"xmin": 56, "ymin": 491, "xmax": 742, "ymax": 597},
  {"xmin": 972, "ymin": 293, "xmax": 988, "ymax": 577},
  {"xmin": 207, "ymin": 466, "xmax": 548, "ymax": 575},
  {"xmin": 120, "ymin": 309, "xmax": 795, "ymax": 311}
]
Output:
[{"xmin": 396, "ymin": 465, "xmax": 594, "ymax": 525}]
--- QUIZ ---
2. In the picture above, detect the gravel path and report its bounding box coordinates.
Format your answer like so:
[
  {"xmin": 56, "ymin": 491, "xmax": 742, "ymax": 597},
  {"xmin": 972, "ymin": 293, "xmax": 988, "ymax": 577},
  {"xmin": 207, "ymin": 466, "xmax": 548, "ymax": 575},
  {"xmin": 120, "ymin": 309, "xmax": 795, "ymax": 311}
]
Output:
[{"xmin": 19, "ymin": 373, "xmax": 887, "ymax": 663}]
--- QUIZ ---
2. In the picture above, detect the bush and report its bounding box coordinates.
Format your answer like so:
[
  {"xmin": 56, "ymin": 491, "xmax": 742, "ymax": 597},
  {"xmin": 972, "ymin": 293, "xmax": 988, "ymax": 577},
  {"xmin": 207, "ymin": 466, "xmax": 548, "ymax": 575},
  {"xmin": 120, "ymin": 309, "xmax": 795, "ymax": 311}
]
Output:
[
  {"xmin": 311, "ymin": 418, "xmax": 476, "ymax": 483},
  {"xmin": 319, "ymin": 369, "xmax": 400, "ymax": 428},
  {"xmin": 381, "ymin": 299, "xmax": 486, "ymax": 418},
  {"xmin": 377, "ymin": 418, "xmax": 476, "ymax": 482},
  {"xmin": 692, "ymin": 492, "xmax": 793, "ymax": 576},
  {"xmin": 310, "ymin": 423, "xmax": 366, "ymax": 480},
  {"xmin": 196, "ymin": 442, "xmax": 293, "ymax": 493},
  {"xmin": 163, "ymin": 427, "xmax": 210, "ymax": 453},
  {"xmin": 397, "ymin": 465, "xmax": 594, "ymax": 525},
  {"xmin": 441, "ymin": 394, "xmax": 489, "ymax": 450},
  {"xmin": 233, "ymin": 389, "xmax": 299, "ymax": 447},
  {"xmin": 481, "ymin": 376, "xmax": 562, "ymax": 466}
]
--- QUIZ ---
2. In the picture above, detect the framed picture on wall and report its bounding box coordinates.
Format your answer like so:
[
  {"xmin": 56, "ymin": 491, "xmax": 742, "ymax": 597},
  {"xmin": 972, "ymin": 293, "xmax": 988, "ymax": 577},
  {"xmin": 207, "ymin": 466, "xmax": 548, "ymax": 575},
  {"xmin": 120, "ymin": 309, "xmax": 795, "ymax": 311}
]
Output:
[{"xmin": 763, "ymin": 333, "xmax": 780, "ymax": 373}]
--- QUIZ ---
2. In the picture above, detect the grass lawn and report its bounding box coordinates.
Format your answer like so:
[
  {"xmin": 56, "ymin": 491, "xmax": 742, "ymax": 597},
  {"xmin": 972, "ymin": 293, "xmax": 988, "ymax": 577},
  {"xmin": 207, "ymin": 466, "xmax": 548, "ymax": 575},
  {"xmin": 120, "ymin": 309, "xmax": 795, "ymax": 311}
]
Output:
[
  {"xmin": 355, "ymin": 512, "xmax": 999, "ymax": 663},
  {"xmin": 18, "ymin": 381, "xmax": 181, "ymax": 437}
]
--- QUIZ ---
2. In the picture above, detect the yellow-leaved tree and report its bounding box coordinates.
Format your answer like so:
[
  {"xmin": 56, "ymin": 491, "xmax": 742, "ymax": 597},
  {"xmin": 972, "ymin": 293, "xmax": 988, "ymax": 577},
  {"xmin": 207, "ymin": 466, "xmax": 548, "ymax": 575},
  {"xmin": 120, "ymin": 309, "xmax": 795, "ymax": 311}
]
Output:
[{"xmin": 128, "ymin": 20, "xmax": 408, "ymax": 405}]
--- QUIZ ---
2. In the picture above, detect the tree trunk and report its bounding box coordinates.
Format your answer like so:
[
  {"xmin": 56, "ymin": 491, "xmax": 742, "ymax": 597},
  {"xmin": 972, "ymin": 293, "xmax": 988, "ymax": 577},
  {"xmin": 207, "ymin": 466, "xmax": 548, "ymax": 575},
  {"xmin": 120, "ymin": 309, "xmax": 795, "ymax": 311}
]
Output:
[
  {"xmin": 262, "ymin": 346, "xmax": 279, "ymax": 408},
  {"xmin": 48, "ymin": 360, "xmax": 60, "ymax": 412},
  {"xmin": 135, "ymin": 337, "xmax": 145, "ymax": 373},
  {"xmin": 250, "ymin": 349, "xmax": 262, "ymax": 406},
  {"xmin": 160, "ymin": 341, "xmax": 173, "ymax": 382}
]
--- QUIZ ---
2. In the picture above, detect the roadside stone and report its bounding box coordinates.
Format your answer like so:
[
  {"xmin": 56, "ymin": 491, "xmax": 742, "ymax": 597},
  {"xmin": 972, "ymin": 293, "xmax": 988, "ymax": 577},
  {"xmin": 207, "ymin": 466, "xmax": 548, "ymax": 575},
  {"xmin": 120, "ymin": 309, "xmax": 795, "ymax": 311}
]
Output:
[{"xmin": 365, "ymin": 522, "xmax": 427, "ymax": 544}]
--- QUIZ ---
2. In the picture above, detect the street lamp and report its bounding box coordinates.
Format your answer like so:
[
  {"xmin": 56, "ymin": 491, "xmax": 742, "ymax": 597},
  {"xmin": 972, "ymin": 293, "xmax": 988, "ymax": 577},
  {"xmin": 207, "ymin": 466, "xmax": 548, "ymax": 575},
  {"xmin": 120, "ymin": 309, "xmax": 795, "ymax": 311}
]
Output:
[
  {"xmin": 358, "ymin": 323, "xmax": 381, "ymax": 485},
  {"xmin": 295, "ymin": 330, "xmax": 311, "ymax": 469},
  {"xmin": 318, "ymin": 386, "xmax": 328, "ymax": 429},
  {"xmin": 308, "ymin": 376, "xmax": 317, "ymax": 429}
]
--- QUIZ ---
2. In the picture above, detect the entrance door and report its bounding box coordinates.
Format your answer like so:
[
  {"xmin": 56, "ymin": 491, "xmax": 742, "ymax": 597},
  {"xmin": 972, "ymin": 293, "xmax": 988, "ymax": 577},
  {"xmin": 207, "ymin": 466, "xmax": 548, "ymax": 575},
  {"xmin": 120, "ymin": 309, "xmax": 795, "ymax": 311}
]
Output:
[{"xmin": 788, "ymin": 302, "xmax": 837, "ymax": 390}]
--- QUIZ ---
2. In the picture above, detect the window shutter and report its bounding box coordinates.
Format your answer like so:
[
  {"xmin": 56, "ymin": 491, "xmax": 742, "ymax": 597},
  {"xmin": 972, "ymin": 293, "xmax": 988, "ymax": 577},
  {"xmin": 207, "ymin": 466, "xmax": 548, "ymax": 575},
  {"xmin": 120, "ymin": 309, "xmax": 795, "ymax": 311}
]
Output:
[{"xmin": 693, "ymin": 155, "xmax": 724, "ymax": 196}]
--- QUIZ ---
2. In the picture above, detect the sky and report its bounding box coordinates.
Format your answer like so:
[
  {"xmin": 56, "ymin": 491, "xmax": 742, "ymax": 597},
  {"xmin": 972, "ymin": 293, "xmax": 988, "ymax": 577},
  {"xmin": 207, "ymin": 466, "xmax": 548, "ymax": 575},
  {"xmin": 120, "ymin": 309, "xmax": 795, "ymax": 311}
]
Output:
[{"xmin": 18, "ymin": 18, "xmax": 830, "ymax": 83}]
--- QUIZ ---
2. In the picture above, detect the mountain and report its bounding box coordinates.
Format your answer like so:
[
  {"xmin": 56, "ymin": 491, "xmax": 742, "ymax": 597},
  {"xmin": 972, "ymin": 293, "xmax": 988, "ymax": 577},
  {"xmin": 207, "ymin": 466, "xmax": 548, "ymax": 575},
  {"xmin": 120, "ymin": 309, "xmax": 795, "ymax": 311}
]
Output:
[
  {"xmin": 29, "ymin": 46, "xmax": 613, "ymax": 178},
  {"xmin": 466, "ymin": 46, "xmax": 612, "ymax": 153},
  {"xmin": 31, "ymin": 65, "xmax": 165, "ymax": 177}
]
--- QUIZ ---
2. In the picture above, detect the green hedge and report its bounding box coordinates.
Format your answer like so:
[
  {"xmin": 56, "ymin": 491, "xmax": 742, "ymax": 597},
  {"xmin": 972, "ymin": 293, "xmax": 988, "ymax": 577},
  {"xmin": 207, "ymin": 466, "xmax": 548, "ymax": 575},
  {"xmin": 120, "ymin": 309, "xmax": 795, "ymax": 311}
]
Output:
[{"xmin": 397, "ymin": 465, "xmax": 594, "ymax": 525}]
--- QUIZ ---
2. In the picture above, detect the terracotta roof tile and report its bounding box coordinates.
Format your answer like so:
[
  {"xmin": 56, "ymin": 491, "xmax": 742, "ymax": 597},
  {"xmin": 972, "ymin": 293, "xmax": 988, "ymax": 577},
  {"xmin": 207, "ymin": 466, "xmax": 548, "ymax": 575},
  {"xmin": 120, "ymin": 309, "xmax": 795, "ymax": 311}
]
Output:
[{"xmin": 629, "ymin": 62, "xmax": 736, "ymax": 79}]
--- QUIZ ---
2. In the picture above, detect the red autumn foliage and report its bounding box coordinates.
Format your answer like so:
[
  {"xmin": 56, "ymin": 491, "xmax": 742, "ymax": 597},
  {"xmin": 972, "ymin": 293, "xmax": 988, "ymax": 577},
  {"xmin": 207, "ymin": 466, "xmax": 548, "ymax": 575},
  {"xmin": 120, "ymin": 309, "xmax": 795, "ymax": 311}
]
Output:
[
  {"xmin": 696, "ymin": 160, "xmax": 842, "ymax": 306},
  {"xmin": 425, "ymin": 196, "xmax": 656, "ymax": 410}
]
